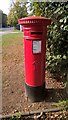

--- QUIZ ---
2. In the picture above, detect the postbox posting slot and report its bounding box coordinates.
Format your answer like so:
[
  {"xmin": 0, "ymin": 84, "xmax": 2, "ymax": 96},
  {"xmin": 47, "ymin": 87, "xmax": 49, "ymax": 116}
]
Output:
[{"xmin": 31, "ymin": 32, "xmax": 42, "ymax": 35}]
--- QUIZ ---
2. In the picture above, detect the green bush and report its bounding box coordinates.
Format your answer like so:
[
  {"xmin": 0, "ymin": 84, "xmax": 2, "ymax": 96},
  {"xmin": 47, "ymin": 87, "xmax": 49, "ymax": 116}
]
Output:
[{"xmin": 46, "ymin": 2, "xmax": 68, "ymax": 80}]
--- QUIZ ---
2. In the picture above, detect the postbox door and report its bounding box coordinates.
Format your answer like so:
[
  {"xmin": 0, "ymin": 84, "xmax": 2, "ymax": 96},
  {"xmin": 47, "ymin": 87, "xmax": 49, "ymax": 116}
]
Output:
[{"xmin": 24, "ymin": 40, "xmax": 46, "ymax": 86}]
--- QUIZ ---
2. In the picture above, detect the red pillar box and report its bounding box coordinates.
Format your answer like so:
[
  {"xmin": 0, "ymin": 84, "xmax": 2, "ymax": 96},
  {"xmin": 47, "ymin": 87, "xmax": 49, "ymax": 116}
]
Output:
[{"xmin": 18, "ymin": 16, "xmax": 51, "ymax": 102}]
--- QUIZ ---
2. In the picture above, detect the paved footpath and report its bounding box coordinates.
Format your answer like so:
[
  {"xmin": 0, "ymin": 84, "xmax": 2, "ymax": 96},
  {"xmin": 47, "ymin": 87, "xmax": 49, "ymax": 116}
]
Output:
[
  {"xmin": 0, "ymin": 27, "xmax": 20, "ymax": 36},
  {"xmin": 0, "ymin": 31, "xmax": 19, "ymax": 36}
]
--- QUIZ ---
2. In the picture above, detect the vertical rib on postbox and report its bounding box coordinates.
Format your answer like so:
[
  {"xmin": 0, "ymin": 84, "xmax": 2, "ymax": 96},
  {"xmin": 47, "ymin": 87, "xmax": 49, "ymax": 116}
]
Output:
[{"xmin": 18, "ymin": 16, "xmax": 51, "ymax": 102}]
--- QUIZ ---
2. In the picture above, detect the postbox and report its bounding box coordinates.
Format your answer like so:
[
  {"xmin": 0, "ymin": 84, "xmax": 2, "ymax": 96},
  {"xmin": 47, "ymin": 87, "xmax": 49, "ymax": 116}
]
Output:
[{"xmin": 18, "ymin": 16, "xmax": 51, "ymax": 102}]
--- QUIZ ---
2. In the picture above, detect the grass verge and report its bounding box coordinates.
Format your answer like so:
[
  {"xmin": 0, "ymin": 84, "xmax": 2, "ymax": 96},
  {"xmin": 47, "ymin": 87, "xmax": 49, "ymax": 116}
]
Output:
[
  {"xmin": 53, "ymin": 100, "xmax": 68, "ymax": 109},
  {"xmin": 2, "ymin": 32, "xmax": 23, "ymax": 46}
]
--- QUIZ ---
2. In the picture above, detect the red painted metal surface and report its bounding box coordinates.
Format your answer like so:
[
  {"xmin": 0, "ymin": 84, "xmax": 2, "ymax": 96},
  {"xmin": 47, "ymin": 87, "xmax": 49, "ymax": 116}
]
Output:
[{"xmin": 18, "ymin": 16, "xmax": 51, "ymax": 87}]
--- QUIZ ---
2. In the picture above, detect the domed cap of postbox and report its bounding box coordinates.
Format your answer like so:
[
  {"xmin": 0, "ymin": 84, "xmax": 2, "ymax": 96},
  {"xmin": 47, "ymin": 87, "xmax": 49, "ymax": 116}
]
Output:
[{"xmin": 18, "ymin": 16, "xmax": 51, "ymax": 26}]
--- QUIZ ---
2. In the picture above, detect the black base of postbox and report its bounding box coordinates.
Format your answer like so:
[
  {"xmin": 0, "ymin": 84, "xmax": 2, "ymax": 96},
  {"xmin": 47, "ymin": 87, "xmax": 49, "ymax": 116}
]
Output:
[{"xmin": 25, "ymin": 83, "xmax": 45, "ymax": 102}]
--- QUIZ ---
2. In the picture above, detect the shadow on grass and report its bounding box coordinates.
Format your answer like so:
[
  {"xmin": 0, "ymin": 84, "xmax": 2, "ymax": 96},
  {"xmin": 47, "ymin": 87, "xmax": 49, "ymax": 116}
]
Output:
[{"xmin": 45, "ymin": 88, "xmax": 68, "ymax": 102}]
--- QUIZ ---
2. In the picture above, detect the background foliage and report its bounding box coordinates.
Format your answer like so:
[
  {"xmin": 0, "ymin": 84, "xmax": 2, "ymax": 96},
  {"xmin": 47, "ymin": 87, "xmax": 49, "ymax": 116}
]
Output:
[{"xmin": 7, "ymin": 1, "xmax": 27, "ymax": 26}]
